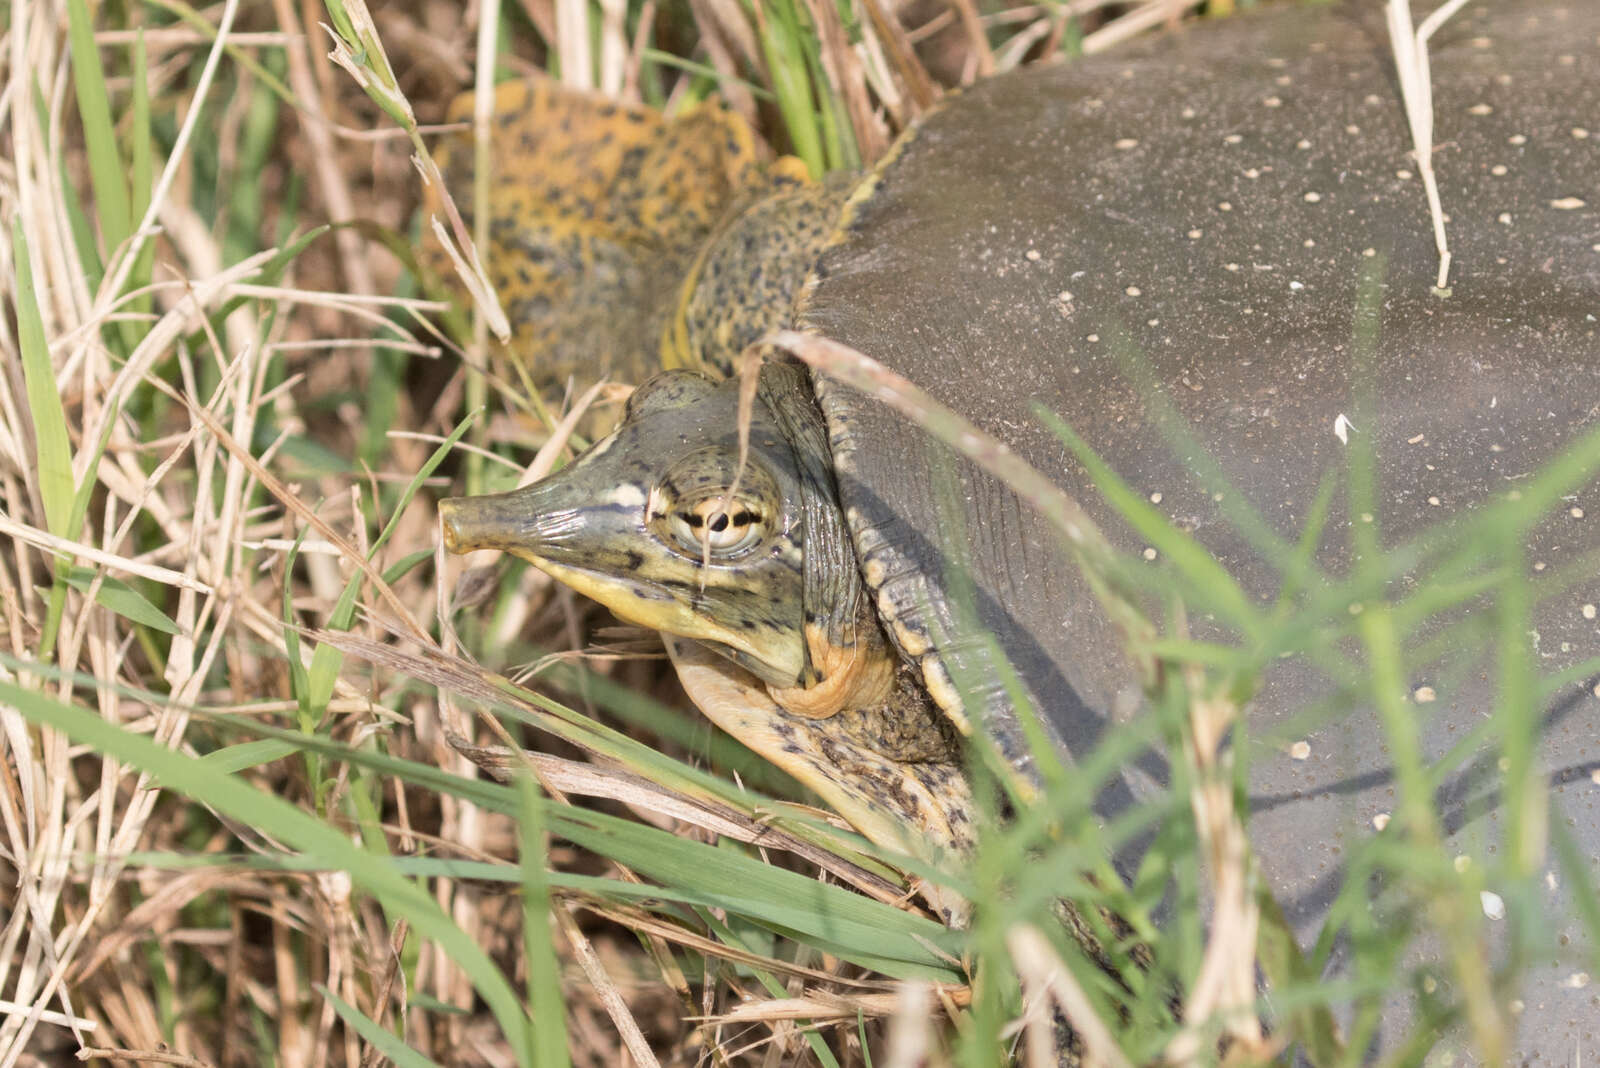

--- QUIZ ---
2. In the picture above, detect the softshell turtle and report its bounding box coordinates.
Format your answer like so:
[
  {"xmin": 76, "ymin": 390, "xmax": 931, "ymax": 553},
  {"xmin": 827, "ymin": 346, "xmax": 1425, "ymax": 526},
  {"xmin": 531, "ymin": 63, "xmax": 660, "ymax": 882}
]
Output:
[{"xmin": 441, "ymin": 0, "xmax": 1600, "ymax": 1056}]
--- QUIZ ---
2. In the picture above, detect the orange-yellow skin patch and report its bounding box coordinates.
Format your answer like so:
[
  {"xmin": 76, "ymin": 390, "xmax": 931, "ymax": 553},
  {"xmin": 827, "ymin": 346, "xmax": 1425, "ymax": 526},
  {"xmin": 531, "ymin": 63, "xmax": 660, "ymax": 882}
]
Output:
[{"xmin": 769, "ymin": 621, "xmax": 897, "ymax": 720}]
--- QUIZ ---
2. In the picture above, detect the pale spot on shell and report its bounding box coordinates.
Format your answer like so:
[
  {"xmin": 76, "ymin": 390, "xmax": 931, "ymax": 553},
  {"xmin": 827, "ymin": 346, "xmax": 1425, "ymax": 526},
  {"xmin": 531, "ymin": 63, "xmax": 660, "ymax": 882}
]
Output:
[
  {"xmin": 1372, "ymin": 812, "xmax": 1391, "ymax": 831},
  {"xmin": 1303, "ymin": 191, "xmax": 1323, "ymax": 203},
  {"xmin": 1413, "ymin": 686, "xmax": 1436, "ymax": 703},
  {"xmin": 1551, "ymin": 197, "xmax": 1587, "ymax": 210},
  {"xmin": 1289, "ymin": 740, "xmax": 1311, "ymax": 761}
]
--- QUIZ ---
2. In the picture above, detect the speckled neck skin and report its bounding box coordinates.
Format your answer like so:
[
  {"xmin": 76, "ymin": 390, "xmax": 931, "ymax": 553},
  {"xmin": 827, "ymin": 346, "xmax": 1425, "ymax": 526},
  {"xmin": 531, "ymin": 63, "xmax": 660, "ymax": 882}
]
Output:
[{"xmin": 663, "ymin": 175, "xmax": 856, "ymax": 377}]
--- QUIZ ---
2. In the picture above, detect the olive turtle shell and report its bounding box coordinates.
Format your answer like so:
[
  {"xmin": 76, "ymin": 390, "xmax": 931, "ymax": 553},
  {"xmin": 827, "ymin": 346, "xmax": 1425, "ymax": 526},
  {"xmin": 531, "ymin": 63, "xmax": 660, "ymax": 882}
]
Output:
[{"xmin": 798, "ymin": 0, "xmax": 1599, "ymax": 1051}]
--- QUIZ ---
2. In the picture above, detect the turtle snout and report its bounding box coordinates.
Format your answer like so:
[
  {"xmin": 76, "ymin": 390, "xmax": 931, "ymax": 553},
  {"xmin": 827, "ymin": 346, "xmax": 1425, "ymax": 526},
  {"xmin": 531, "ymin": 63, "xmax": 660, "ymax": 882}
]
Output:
[{"xmin": 440, "ymin": 494, "xmax": 533, "ymax": 555}]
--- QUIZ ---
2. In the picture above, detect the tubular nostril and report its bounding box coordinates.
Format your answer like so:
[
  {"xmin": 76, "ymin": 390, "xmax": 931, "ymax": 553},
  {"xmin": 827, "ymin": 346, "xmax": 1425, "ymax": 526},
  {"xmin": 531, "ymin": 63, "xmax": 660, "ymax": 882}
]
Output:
[
  {"xmin": 438, "ymin": 498, "xmax": 465, "ymax": 553},
  {"xmin": 438, "ymin": 496, "xmax": 512, "ymax": 555}
]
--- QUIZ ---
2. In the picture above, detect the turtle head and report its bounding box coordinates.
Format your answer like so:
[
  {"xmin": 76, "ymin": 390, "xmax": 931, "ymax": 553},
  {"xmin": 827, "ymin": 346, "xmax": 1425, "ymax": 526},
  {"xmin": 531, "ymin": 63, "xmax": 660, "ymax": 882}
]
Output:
[{"xmin": 440, "ymin": 370, "xmax": 812, "ymax": 687}]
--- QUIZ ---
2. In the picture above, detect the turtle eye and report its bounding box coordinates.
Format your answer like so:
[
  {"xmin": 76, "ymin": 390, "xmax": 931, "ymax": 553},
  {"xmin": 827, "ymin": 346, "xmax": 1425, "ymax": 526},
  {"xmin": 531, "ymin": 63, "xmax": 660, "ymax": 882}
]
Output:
[{"xmin": 667, "ymin": 496, "xmax": 768, "ymax": 558}]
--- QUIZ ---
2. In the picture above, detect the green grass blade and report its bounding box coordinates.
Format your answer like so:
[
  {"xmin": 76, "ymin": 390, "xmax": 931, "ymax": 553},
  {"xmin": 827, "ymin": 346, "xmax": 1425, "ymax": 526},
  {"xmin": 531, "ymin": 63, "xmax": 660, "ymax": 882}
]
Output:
[
  {"xmin": 119, "ymin": 28, "xmax": 157, "ymax": 353},
  {"xmin": 129, "ymin": 28, "xmax": 154, "ymax": 240},
  {"xmin": 1255, "ymin": 886, "xmax": 1345, "ymax": 1065},
  {"xmin": 518, "ymin": 778, "xmax": 571, "ymax": 1068},
  {"xmin": 63, "ymin": 567, "xmax": 180, "ymax": 635},
  {"xmin": 322, "ymin": 987, "xmax": 441, "ymax": 1067},
  {"xmin": 65, "ymin": 0, "xmax": 132, "ymax": 258},
  {"xmin": 12, "ymin": 222, "xmax": 78, "ymax": 661},
  {"xmin": 12, "ymin": 222, "xmax": 75, "ymax": 536},
  {"xmin": 38, "ymin": 82, "xmax": 105, "ymax": 292},
  {"xmin": 198, "ymin": 738, "xmax": 302, "ymax": 775},
  {"xmin": 553, "ymin": 806, "xmax": 963, "ymax": 976},
  {"xmin": 758, "ymin": 0, "xmax": 826, "ymax": 176},
  {"xmin": 641, "ymin": 49, "xmax": 775, "ymax": 100}
]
